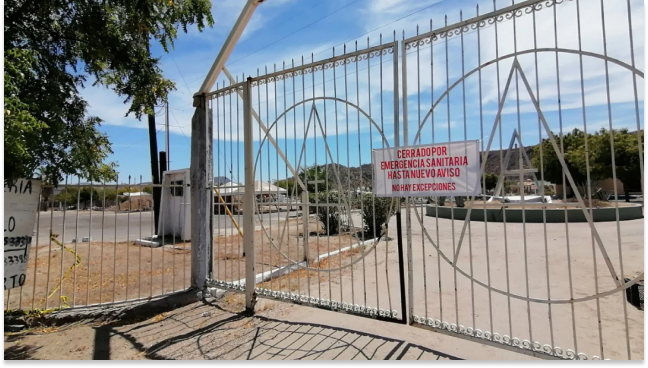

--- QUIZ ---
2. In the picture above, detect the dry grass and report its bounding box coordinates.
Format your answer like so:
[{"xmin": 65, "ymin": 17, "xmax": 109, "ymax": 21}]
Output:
[
  {"xmin": 221, "ymin": 293, "xmax": 245, "ymax": 311},
  {"xmin": 257, "ymin": 301, "xmax": 276, "ymax": 312},
  {"xmin": 256, "ymin": 244, "xmax": 366, "ymax": 296},
  {"xmin": 151, "ymin": 312, "xmax": 168, "ymax": 323},
  {"xmin": 5, "ymin": 240, "xmax": 192, "ymax": 311},
  {"xmin": 4, "ymin": 215, "xmax": 362, "ymax": 312},
  {"xmin": 211, "ymin": 216, "xmax": 359, "ymax": 282}
]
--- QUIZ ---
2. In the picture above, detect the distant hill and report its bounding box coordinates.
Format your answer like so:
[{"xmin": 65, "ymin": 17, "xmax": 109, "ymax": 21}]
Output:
[
  {"xmin": 284, "ymin": 128, "xmax": 645, "ymax": 190},
  {"xmin": 311, "ymin": 145, "xmax": 537, "ymax": 190}
]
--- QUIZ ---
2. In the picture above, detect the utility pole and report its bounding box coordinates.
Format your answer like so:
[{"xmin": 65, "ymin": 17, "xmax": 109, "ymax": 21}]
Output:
[
  {"xmin": 145, "ymin": 38, "xmax": 161, "ymax": 235},
  {"xmin": 148, "ymin": 113, "xmax": 161, "ymax": 235}
]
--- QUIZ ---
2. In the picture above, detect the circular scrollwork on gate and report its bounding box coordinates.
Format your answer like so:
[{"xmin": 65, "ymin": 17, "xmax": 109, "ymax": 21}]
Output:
[
  {"xmin": 410, "ymin": 47, "xmax": 644, "ymax": 304},
  {"xmin": 252, "ymin": 96, "xmax": 396, "ymax": 272},
  {"xmin": 412, "ymin": 47, "xmax": 644, "ymax": 146}
]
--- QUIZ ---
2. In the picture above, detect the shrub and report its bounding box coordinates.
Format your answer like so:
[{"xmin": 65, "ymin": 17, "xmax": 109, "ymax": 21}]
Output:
[
  {"xmin": 543, "ymin": 185, "xmax": 555, "ymax": 196},
  {"xmin": 349, "ymin": 192, "xmax": 361, "ymax": 210},
  {"xmin": 309, "ymin": 191, "xmax": 344, "ymax": 235},
  {"xmin": 361, "ymin": 194, "xmax": 396, "ymax": 239},
  {"xmin": 454, "ymin": 196, "xmax": 466, "ymax": 208}
]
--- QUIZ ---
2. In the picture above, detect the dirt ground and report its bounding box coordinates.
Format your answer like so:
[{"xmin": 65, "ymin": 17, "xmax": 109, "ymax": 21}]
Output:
[
  {"xmin": 214, "ymin": 214, "xmax": 645, "ymax": 360},
  {"xmin": 4, "ymin": 212, "xmax": 643, "ymax": 360},
  {"xmin": 3, "ymin": 215, "xmax": 360, "ymax": 311},
  {"xmin": 212, "ymin": 216, "xmax": 362, "ymax": 282},
  {"xmin": 4, "ymin": 239, "xmax": 192, "ymax": 311}
]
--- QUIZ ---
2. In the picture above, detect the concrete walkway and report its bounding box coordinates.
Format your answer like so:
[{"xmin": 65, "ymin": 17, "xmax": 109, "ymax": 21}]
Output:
[{"xmin": 4, "ymin": 296, "xmax": 503, "ymax": 360}]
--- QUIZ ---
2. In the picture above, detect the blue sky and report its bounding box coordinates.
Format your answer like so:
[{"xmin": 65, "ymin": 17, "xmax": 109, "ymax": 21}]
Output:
[{"xmin": 81, "ymin": 0, "xmax": 644, "ymax": 185}]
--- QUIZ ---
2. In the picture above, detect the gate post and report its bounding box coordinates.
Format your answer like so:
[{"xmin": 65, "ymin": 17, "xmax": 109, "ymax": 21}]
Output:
[
  {"xmin": 190, "ymin": 94, "xmax": 213, "ymax": 291},
  {"xmin": 243, "ymin": 77, "xmax": 257, "ymax": 311}
]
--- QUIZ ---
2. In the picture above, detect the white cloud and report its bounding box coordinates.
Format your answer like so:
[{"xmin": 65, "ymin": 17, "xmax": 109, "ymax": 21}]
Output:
[
  {"xmin": 85, "ymin": 34, "xmax": 347, "ymax": 140},
  {"xmin": 360, "ymin": 0, "xmax": 454, "ymax": 37},
  {"xmin": 366, "ymin": 0, "xmax": 420, "ymax": 17},
  {"xmin": 476, "ymin": 0, "xmax": 644, "ymax": 109},
  {"xmin": 84, "ymin": 0, "xmax": 644, "ymax": 167},
  {"xmin": 213, "ymin": 0, "xmax": 300, "ymax": 44},
  {"xmin": 397, "ymin": 0, "xmax": 644, "ymax": 144}
]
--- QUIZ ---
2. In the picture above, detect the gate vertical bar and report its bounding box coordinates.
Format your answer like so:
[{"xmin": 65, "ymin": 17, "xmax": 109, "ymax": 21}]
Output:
[
  {"xmin": 599, "ymin": 0, "xmax": 631, "ymax": 357},
  {"xmin": 400, "ymin": 33, "xmax": 413, "ymax": 325},
  {"xmin": 243, "ymin": 77, "xmax": 257, "ymax": 311},
  {"xmin": 392, "ymin": 41, "xmax": 407, "ymax": 325},
  {"xmin": 207, "ymin": 102, "xmax": 215, "ymax": 281},
  {"xmin": 302, "ymin": 191, "xmax": 309, "ymax": 262}
]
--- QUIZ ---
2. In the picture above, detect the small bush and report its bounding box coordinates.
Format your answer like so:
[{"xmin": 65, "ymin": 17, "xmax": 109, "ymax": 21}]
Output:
[
  {"xmin": 309, "ymin": 192, "xmax": 344, "ymax": 235},
  {"xmin": 543, "ymin": 185, "xmax": 555, "ymax": 196},
  {"xmin": 347, "ymin": 192, "xmax": 361, "ymax": 210},
  {"xmin": 361, "ymin": 194, "xmax": 396, "ymax": 239}
]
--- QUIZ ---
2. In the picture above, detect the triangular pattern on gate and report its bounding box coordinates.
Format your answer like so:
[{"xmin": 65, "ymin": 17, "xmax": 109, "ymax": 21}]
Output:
[{"xmin": 452, "ymin": 58, "xmax": 620, "ymax": 286}]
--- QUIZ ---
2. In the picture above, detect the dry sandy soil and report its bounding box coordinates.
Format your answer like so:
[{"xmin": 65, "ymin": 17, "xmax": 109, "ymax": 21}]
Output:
[
  {"xmin": 4, "ymin": 212, "xmax": 643, "ymax": 360},
  {"xmin": 4, "ymin": 215, "xmax": 359, "ymax": 311},
  {"xmin": 216, "ymin": 213, "xmax": 645, "ymax": 360}
]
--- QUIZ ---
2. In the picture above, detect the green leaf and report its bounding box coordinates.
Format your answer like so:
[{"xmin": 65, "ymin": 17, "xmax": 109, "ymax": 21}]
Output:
[{"xmin": 4, "ymin": 0, "xmax": 214, "ymax": 183}]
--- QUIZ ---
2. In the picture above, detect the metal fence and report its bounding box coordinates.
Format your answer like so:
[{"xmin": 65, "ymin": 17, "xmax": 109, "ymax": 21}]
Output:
[
  {"xmin": 204, "ymin": 40, "xmax": 408, "ymax": 321},
  {"xmin": 5, "ymin": 0, "xmax": 643, "ymax": 362},
  {"xmin": 4, "ymin": 181, "xmax": 192, "ymax": 312},
  {"xmin": 401, "ymin": 0, "xmax": 644, "ymax": 360}
]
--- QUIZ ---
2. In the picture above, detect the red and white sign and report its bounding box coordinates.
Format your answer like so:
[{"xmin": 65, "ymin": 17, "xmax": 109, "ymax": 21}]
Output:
[{"xmin": 372, "ymin": 141, "xmax": 481, "ymax": 197}]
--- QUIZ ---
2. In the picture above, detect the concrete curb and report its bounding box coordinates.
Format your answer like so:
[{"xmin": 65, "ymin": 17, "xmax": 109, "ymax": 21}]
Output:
[
  {"xmin": 134, "ymin": 224, "xmax": 266, "ymax": 246},
  {"xmin": 134, "ymin": 239, "xmax": 163, "ymax": 247},
  {"xmin": 208, "ymin": 261, "xmax": 307, "ymax": 299},
  {"xmin": 4, "ymin": 289, "xmax": 198, "ymax": 329},
  {"xmin": 425, "ymin": 203, "xmax": 644, "ymax": 222},
  {"xmin": 314, "ymin": 238, "xmax": 378, "ymax": 263},
  {"xmin": 207, "ymin": 237, "xmax": 380, "ymax": 299}
]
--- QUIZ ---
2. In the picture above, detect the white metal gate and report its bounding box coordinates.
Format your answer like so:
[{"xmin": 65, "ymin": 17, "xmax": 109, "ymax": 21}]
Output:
[
  {"xmin": 402, "ymin": 0, "xmax": 643, "ymax": 360},
  {"xmin": 206, "ymin": 41, "xmax": 408, "ymax": 323},
  {"xmin": 198, "ymin": 0, "xmax": 643, "ymax": 360}
]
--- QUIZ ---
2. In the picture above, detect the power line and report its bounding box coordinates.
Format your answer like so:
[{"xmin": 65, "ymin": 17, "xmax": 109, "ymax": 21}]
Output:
[
  {"xmin": 108, "ymin": 106, "xmax": 165, "ymax": 152},
  {"xmin": 207, "ymin": 27, "xmax": 478, "ymax": 122},
  {"xmin": 183, "ymin": 0, "xmax": 364, "ymax": 87},
  {"xmin": 169, "ymin": 109, "xmax": 191, "ymax": 145},
  {"xmin": 106, "ymin": 0, "xmax": 455, "ymax": 127},
  {"xmin": 181, "ymin": 0, "xmax": 453, "ymax": 91},
  {"xmin": 260, "ymin": 0, "xmax": 335, "ymax": 32},
  {"xmin": 119, "ymin": 127, "xmax": 164, "ymax": 151},
  {"xmin": 309, "ymin": 0, "xmax": 452, "ymax": 60},
  {"xmin": 224, "ymin": 0, "xmax": 363, "ymax": 67},
  {"xmin": 116, "ymin": 3, "xmax": 496, "ymax": 173},
  {"xmin": 167, "ymin": 1, "xmax": 503, "ymax": 132},
  {"xmin": 171, "ymin": 54, "xmax": 193, "ymax": 96}
]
